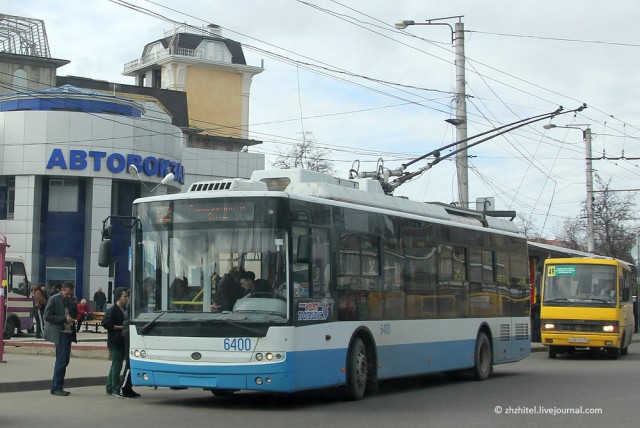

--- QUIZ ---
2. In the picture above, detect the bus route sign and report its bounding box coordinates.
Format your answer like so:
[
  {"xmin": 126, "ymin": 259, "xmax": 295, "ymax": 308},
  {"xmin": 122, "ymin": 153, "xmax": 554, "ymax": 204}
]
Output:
[{"xmin": 547, "ymin": 265, "xmax": 576, "ymax": 277}]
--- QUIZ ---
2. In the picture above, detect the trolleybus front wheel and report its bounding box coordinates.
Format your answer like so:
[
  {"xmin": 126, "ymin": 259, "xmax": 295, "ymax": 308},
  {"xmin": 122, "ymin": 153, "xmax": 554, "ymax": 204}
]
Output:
[{"xmin": 343, "ymin": 337, "xmax": 368, "ymax": 400}]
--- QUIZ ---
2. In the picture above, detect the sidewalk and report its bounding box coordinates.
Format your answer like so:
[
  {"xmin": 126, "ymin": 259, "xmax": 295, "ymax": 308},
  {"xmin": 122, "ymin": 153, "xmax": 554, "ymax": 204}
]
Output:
[{"xmin": 0, "ymin": 331, "xmax": 110, "ymax": 393}]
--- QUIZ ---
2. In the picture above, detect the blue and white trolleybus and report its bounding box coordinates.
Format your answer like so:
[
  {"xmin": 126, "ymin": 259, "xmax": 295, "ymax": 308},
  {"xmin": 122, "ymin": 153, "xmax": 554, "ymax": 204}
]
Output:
[{"xmin": 104, "ymin": 169, "xmax": 530, "ymax": 400}]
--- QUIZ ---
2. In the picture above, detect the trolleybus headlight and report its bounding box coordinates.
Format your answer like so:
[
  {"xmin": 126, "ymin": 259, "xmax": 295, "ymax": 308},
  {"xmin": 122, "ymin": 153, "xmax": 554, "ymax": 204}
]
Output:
[
  {"xmin": 275, "ymin": 353, "xmax": 283, "ymax": 360},
  {"xmin": 543, "ymin": 323, "xmax": 555, "ymax": 330},
  {"xmin": 603, "ymin": 325, "xmax": 616, "ymax": 332},
  {"xmin": 266, "ymin": 352, "xmax": 274, "ymax": 361},
  {"xmin": 255, "ymin": 353, "xmax": 263, "ymax": 361},
  {"xmin": 255, "ymin": 377, "xmax": 263, "ymax": 385},
  {"xmin": 140, "ymin": 350, "xmax": 147, "ymax": 358},
  {"xmin": 133, "ymin": 350, "xmax": 140, "ymax": 357}
]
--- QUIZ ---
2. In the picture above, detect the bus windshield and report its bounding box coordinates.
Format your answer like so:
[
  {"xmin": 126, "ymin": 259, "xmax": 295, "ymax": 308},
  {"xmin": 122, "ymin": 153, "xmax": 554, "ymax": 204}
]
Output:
[
  {"xmin": 542, "ymin": 263, "xmax": 617, "ymax": 307},
  {"xmin": 130, "ymin": 198, "xmax": 289, "ymax": 326}
]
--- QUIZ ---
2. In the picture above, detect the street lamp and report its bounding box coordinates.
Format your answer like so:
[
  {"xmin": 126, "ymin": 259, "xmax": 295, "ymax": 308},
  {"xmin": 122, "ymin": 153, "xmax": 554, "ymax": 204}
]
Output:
[
  {"xmin": 543, "ymin": 123, "xmax": 595, "ymax": 252},
  {"xmin": 128, "ymin": 164, "xmax": 175, "ymax": 194},
  {"xmin": 395, "ymin": 15, "xmax": 468, "ymax": 208}
]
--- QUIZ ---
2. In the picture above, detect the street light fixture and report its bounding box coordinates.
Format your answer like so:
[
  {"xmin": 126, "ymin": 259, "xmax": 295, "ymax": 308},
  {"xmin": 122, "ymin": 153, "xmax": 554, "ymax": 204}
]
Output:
[
  {"xmin": 395, "ymin": 15, "xmax": 468, "ymax": 207},
  {"xmin": 544, "ymin": 123, "xmax": 595, "ymax": 253},
  {"xmin": 128, "ymin": 164, "xmax": 175, "ymax": 194}
]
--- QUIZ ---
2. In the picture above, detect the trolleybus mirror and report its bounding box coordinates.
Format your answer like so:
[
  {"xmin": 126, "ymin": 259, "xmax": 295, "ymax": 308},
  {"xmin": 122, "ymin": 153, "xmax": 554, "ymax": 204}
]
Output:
[
  {"xmin": 98, "ymin": 239, "xmax": 112, "ymax": 267},
  {"xmin": 296, "ymin": 235, "xmax": 312, "ymax": 264}
]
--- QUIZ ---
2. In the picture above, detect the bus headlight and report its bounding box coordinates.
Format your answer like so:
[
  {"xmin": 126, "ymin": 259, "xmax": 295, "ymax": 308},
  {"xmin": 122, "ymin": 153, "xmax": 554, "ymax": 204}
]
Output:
[
  {"xmin": 254, "ymin": 352, "xmax": 284, "ymax": 362},
  {"xmin": 603, "ymin": 325, "xmax": 617, "ymax": 333},
  {"xmin": 543, "ymin": 323, "xmax": 555, "ymax": 330},
  {"xmin": 133, "ymin": 349, "xmax": 147, "ymax": 358}
]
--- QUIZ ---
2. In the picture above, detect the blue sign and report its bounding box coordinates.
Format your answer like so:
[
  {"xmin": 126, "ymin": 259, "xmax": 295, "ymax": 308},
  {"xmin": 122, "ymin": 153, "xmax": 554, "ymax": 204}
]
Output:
[{"xmin": 46, "ymin": 148, "xmax": 185, "ymax": 184}]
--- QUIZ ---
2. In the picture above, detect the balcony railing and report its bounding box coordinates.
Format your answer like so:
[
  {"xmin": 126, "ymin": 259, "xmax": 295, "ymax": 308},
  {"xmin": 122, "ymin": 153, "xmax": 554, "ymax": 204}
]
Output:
[{"xmin": 123, "ymin": 47, "xmax": 204, "ymax": 73}]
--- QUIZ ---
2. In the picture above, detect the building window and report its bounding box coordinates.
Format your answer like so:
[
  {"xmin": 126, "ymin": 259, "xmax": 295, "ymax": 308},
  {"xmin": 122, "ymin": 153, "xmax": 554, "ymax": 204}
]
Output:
[
  {"xmin": 12, "ymin": 69, "xmax": 28, "ymax": 90},
  {"xmin": 0, "ymin": 178, "xmax": 15, "ymax": 219},
  {"xmin": 46, "ymin": 258, "xmax": 76, "ymax": 295},
  {"xmin": 48, "ymin": 179, "xmax": 79, "ymax": 212}
]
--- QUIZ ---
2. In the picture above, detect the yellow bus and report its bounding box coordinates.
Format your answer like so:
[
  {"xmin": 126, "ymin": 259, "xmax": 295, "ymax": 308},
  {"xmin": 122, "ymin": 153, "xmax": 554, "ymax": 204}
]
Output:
[{"xmin": 541, "ymin": 257, "xmax": 634, "ymax": 359}]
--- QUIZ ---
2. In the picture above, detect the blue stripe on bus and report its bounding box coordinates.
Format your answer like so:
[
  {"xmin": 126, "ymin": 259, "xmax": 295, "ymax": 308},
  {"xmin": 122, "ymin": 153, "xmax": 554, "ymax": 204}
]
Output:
[{"xmin": 130, "ymin": 337, "xmax": 505, "ymax": 392}]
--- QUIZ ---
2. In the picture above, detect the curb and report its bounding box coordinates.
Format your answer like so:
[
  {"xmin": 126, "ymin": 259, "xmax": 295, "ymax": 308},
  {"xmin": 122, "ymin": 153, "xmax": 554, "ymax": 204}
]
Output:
[{"xmin": 0, "ymin": 376, "xmax": 108, "ymax": 394}]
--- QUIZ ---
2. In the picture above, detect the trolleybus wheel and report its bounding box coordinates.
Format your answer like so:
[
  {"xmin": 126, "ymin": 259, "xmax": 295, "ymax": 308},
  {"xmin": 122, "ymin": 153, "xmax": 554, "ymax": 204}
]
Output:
[
  {"xmin": 211, "ymin": 389, "xmax": 236, "ymax": 397},
  {"xmin": 473, "ymin": 332, "xmax": 493, "ymax": 380},
  {"xmin": 547, "ymin": 345, "xmax": 558, "ymax": 359},
  {"xmin": 343, "ymin": 337, "xmax": 368, "ymax": 400}
]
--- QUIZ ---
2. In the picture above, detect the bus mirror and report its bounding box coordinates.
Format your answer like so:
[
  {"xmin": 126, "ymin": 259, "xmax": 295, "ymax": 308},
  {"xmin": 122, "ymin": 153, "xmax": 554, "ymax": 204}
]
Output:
[
  {"xmin": 98, "ymin": 239, "xmax": 112, "ymax": 267},
  {"xmin": 296, "ymin": 235, "xmax": 312, "ymax": 264}
]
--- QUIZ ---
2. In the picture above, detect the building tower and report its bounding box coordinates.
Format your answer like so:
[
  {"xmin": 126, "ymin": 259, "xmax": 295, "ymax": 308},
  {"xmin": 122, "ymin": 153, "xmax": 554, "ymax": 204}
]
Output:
[{"xmin": 123, "ymin": 24, "xmax": 264, "ymax": 149}]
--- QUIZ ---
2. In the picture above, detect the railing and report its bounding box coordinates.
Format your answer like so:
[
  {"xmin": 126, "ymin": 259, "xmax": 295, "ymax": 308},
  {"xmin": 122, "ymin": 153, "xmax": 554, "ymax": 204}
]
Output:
[{"xmin": 123, "ymin": 47, "xmax": 204, "ymax": 73}]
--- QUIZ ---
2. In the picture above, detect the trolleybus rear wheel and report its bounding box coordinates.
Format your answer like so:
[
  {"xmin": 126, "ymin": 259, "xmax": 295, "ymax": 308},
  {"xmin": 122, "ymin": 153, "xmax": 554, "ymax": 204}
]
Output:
[{"xmin": 473, "ymin": 332, "xmax": 493, "ymax": 380}]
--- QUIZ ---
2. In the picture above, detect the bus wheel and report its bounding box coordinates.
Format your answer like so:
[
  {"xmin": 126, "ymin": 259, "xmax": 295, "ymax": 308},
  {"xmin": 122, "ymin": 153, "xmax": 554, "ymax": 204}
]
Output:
[
  {"xmin": 3, "ymin": 318, "xmax": 16, "ymax": 340},
  {"xmin": 473, "ymin": 332, "xmax": 493, "ymax": 380},
  {"xmin": 343, "ymin": 337, "xmax": 368, "ymax": 400},
  {"xmin": 548, "ymin": 346, "xmax": 558, "ymax": 359},
  {"xmin": 621, "ymin": 346, "xmax": 629, "ymax": 356},
  {"xmin": 607, "ymin": 347, "xmax": 621, "ymax": 359},
  {"xmin": 211, "ymin": 389, "xmax": 236, "ymax": 397}
]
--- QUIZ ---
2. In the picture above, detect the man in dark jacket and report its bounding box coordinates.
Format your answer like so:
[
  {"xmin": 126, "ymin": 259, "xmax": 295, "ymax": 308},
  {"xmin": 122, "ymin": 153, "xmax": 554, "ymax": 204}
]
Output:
[
  {"xmin": 102, "ymin": 287, "xmax": 128, "ymax": 397},
  {"xmin": 94, "ymin": 287, "xmax": 107, "ymax": 312},
  {"xmin": 44, "ymin": 281, "xmax": 76, "ymax": 396},
  {"xmin": 213, "ymin": 266, "xmax": 245, "ymax": 312}
]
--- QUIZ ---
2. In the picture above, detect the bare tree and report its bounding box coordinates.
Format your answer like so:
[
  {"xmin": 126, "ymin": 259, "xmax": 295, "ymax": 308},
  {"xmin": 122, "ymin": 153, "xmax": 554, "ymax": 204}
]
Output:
[
  {"xmin": 272, "ymin": 131, "xmax": 335, "ymax": 174},
  {"xmin": 516, "ymin": 215, "xmax": 542, "ymax": 240},
  {"xmin": 557, "ymin": 175, "xmax": 637, "ymax": 261}
]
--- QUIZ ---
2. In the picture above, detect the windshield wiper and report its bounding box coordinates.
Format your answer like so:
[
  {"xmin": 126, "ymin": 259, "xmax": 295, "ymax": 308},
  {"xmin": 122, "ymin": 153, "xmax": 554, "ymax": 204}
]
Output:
[
  {"xmin": 139, "ymin": 310, "xmax": 185, "ymax": 335},
  {"xmin": 544, "ymin": 298, "xmax": 570, "ymax": 303},
  {"xmin": 584, "ymin": 298, "xmax": 611, "ymax": 304},
  {"xmin": 235, "ymin": 309, "xmax": 286, "ymax": 318}
]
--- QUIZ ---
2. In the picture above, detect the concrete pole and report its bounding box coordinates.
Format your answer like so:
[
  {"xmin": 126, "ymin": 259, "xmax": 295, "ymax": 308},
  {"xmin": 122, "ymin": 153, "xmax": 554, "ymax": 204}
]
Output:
[
  {"xmin": 585, "ymin": 127, "xmax": 595, "ymax": 252},
  {"xmin": 454, "ymin": 21, "xmax": 468, "ymax": 208}
]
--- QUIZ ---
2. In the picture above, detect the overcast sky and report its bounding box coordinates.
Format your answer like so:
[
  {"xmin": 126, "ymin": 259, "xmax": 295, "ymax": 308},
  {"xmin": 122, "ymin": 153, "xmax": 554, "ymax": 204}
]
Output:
[{"xmin": 5, "ymin": 0, "xmax": 640, "ymax": 239}]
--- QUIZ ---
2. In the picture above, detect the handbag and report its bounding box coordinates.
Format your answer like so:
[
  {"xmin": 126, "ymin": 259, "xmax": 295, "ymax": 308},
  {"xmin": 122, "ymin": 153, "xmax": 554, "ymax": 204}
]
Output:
[{"xmin": 84, "ymin": 312, "xmax": 94, "ymax": 320}]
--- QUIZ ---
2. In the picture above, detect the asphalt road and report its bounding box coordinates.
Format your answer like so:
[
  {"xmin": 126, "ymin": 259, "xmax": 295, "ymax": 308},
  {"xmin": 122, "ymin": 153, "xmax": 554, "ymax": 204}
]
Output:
[{"xmin": 2, "ymin": 343, "xmax": 639, "ymax": 428}]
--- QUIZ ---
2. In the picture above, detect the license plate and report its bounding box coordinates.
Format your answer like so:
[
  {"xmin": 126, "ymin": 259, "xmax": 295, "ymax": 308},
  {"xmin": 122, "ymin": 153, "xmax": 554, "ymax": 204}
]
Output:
[{"xmin": 568, "ymin": 337, "xmax": 589, "ymax": 343}]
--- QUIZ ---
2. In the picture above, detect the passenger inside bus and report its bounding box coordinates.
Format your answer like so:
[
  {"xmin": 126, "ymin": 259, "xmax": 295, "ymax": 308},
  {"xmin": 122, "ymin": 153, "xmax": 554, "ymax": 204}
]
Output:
[{"xmin": 212, "ymin": 266, "xmax": 245, "ymax": 312}]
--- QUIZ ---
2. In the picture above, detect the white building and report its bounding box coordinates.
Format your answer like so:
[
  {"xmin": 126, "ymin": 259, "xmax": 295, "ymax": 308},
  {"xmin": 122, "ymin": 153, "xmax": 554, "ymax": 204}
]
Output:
[{"xmin": 0, "ymin": 15, "xmax": 264, "ymax": 303}]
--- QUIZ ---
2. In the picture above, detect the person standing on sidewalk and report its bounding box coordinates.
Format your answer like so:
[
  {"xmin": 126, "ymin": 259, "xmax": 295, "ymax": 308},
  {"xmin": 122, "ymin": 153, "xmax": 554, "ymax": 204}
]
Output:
[
  {"xmin": 117, "ymin": 299, "xmax": 140, "ymax": 398},
  {"xmin": 44, "ymin": 281, "xmax": 77, "ymax": 396},
  {"xmin": 32, "ymin": 284, "xmax": 47, "ymax": 338},
  {"xmin": 102, "ymin": 287, "xmax": 128, "ymax": 397},
  {"xmin": 94, "ymin": 287, "xmax": 107, "ymax": 312}
]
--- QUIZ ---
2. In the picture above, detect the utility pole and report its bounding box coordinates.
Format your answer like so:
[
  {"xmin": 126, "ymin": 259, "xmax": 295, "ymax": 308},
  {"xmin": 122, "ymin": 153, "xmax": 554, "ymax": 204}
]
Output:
[
  {"xmin": 395, "ymin": 16, "xmax": 468, "ymax": 207},
  {"xmin": 453, "ymin": 20, "xmax": 468, "ymax": 208},
  {"xmin": 584, "ymin": 127, "xmax": 595, "ymax": 252},
  {"xmin": 543, "ymin": 123, "xmax": 595, "ymax": 252}
]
